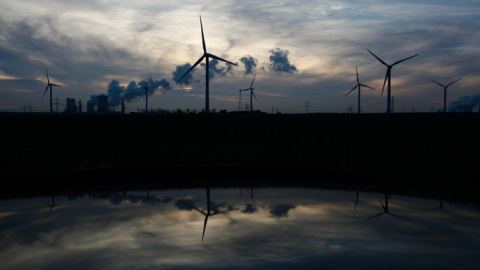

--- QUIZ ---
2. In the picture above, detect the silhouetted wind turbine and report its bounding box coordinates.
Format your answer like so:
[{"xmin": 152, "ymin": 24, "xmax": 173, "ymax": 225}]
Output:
[
  {"xmin": 240, "ymin": 74, "xmax": 257, "ymax": 114},
  {"xmin": 365, "ymin": 193, "xmax": 410, "ymax": 221},
  {"xmin": 431, "ymin": 78, "xmax": 462, "ymax": 113},
  {"xmin": 345, "ymin": 67, "xmax": 375, "ymax": 114},
  {"xmin": 142, "ymin": 74, "xmax": 151, "ymax": 113},
  {"xmin": 367, "ymin": 49, "xmax": 419, "ymax": 113},
  {"xmin": 176, "ymin": 15, "xmax": 238, "ymax": 113},
  {"xmin": 42, "ymin": 66, "xmax": 61, "ymax": 115},
  {"xmin": 192, "ymin": 188, "xmax": 234, "ymax": 241}
]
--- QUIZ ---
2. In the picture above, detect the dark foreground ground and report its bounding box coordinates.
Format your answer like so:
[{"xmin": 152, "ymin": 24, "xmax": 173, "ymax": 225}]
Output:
[{"xmin": 1, "ymin": 112, "xmax": 479, "ymax": 203}]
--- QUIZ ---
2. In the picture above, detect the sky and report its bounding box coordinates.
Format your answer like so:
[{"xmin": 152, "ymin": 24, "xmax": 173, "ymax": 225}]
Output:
[{"xmin": 1, "ymin": 0, "xmax": 479, "ymax": 113}]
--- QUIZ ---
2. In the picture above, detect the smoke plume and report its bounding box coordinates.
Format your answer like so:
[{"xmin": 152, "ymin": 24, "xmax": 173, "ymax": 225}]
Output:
[
  {"xmin": 240, "ymin": 55, "xmax": 257, "ymax": 76},
  {"xmin": 107, "ymin": 79, "xmax": 125, "ymax": 107},
  {"xmin": 200, "ymin": 58, "xmax": 234, "ymax": 79},
  {"xmin": 448, "ymin": 94, "xmax": 480, "ymax": 112},
  {"xmin": 268, "ymin": 48, "xmax": 298, "ymax": 73},
  {"xmin": 88, "ymin": 77, "xmax": 172, "ymax": 106},
  {"xmin": 173, "ymin": 63, "xmax": 196, "ymax": 85}
]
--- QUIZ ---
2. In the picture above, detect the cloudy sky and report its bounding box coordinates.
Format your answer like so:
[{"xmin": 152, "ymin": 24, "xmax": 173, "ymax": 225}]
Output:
[{"xmin": 1, "ymin": 0, "xmax": 479, "ymax": 113}]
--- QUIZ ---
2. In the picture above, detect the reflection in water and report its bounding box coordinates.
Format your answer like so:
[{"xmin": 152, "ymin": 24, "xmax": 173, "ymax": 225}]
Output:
[
  {"xmin": 1, "ymin": 188, "xmax": 479, "ymax": 269},
  {"xmin": 189, "ymin": 188, "xmax": 235, "ymax": 241},
  {"xmin": 365, "ymin": 193, "xmax": 411, "ymax": 221}
]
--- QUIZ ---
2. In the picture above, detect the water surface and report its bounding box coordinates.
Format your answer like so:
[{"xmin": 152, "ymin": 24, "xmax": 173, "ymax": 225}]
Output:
[{"xmin": 1, "ymin": 187, "xmax": 479, "ymax": 269}]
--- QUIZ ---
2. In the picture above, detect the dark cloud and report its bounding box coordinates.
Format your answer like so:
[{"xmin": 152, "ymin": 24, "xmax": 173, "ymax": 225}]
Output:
[
  {"xmin": 175, "ymin": 198, "xmax": 196, "ymax": 211},
  {"xmin": 241, "ymin": 204, "xmax": 257, "ymax": 214},
  {"xmin": 240, "ymin": 55, "xmax": 257, "ymax": 76},
  {"xmin": 123, "ymin": 80, "xmax": 144, "ymax": 102},
  {"xmin": 268, "ymin": 48, "xmax": 298, "ymax": 73},
  {"xmin": 448, "ymin": 94, "xmax": 480, "ymax": 112},
  {"xmin": 139, "ymin": 78, "xmax": 172, "ymax": 95},
  {"xmin": 269, "ymin": 204, "xmax": 296, "ymax": 218},
  {"xmin": 107, "ymin": 79, "xmax": 125, "ymax": 106},
  {"xmin": 200, "ymin": 58, "xmax": 234, "ymax": 79},
  {"xmin": 210, "ymin": 201, "xmax": 234, "ymax": 214},
  {"xmin": 88, "ymin": 77, "xmax": 172, "ymax": 106},
  {"xmin": 173, "ymin": 63, "xmax": 196, "ymax": 85}
]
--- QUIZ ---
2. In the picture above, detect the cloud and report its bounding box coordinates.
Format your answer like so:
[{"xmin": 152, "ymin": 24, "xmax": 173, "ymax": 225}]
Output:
[
  {"xmin": 448, "ymin": 94, "xmax": 480, "ymax": 112},
  {"xmin": 241, "ymin": 204, "xmax": 257, "ymax": 214},
  {"xmin": 268, "ymin": 48, "xmax": 298, "ymax": 73},
  {"xmin": 106, "ymin": 79, "xmax": 125, "ymax": 106},
  {"xmin": 240, "ymin": 55, "xmax": 257, "ymax": 76},
  {"xmin": 138, "ymin": 77, "xmax": 173, "ymax": 95},
  {"xmin": 174, "ymin": 198, "xmax": 196, "ymax": 211},
  {"xmin": 173, "ymin": 63, "xmax": 196, "ymax": 86},
  {"xmin": 200, "ymin": 58, "xmax": 234, "ymax": 79},
  {"xmin": 269, "ymin": 204, "xmax": 297, "ymax": 218}
]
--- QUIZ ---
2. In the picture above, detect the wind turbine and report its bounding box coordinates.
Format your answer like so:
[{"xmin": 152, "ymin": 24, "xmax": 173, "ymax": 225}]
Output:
[
  {"xmin": 192, "ymin": 187, "xmax": 234, "ymax": 241},
  {"xmin": 345, "ymin": 67, "xmax": 375, "ymax": 114},
  {"xmin": 365, "ymin": 193, "xmax": 410, "ymax": 221},
  {"xmin": 431, "ymin": 78, "xmax": 462, "ymax": 112},
  {"xmin": 176, "ymin": 15, "xmax": 238, "ymax": 113},
  {"xmin": 42, "ymin": 66, "xmax": 61, "ymax": 114},
  {"xmin": 142, "ymin": 74, "xmax": 151, "ymax": 113},
  {"xmin": 240, "ymin": 74, "xmax": 257, "ymax": 114},
  {"xmin": 367, "ymin": 49, "xmax": 419, "ymax": 113}
]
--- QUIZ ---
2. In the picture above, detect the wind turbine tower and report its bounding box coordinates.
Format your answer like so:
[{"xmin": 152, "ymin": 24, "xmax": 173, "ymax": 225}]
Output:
[
  {"xmin": 345, "ymin": 66, "xmax": 375, "ymax": 114},
  {"xmin": 42, "ymin": 66, "xmax": 61, "ymax": 115},
  {"xmin": 367, "ymin": 49, "xmax": 419, "ymax": 114},
  {"xmin": 142, "ymin": 74, "xmax": 151, "ymax": 113},
  {"xmin": 176, "ymin": 15, "xmax": 238, "ymax": 113},
  {"xmin": 431, "ymin": 78, "xmax": 462, "ymax": 113},
  {"xmin": 240, "ymin": 74, "xmax": 257, "ymax": 114}
]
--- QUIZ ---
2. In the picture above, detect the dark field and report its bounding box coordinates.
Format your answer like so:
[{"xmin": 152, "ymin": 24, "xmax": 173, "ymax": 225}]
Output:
[{"xmin": 1, "ymin": 112, "xmax": 479, "ymax": 203}]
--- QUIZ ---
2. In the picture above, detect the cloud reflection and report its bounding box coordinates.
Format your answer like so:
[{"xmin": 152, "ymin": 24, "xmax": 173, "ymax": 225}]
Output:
[{"xmin": 0, "ymin": 188, "xmax": 479, "ymax": 269}]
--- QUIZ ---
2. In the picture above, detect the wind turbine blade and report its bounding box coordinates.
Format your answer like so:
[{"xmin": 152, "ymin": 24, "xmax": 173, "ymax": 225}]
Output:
[
  {"xmin": 367, "ymin": 49, "xmax": 388, "ymax": 66},
  {"xmin": 250, "ymin": 74, "xmax": 256, "ymax": 88},
  {"xmin": 201, "ymin": 215, "xmax": 208, "ymax": 241},
  {"xmin": 177, "ymin": 56, "xmax": 205, "ymax": 82},
  {"xmin": 356, "ymin": 66, "xmax": 360, "ymax": 84},
  {"xmin": 192, "ymin": 207, "xmax": 207, "ymax": 216},
  {"xmin": 206, "ymin": 53, "xmax": 238, "ymax": 66},
  {"xmin": 345, "ymin": 85, "xmax": 358, "ymax": 96},
  {"xmin": 365, "ymin": 212, "xmax": 384, "ymax": 221},
  {"xmin": 360, "ymin": 84, "xmax": 375, "ymax": 90},
  {"xmin": 145, "ymin": 73, "xmax": 151, "ymax": 87},
  {"xmin": 379, "ymin": 199, "xmax": 387, "ymax": 212},
  {"xmin": 252, "ymin": 90, "xmax": 257, "ymax": 101},
  {"xmin": 381, "ymin": 70, "xmax": 389, "ymax": 96},
  {"xmin": 200, "ymin": 15, "xmax": 206, "ymax": 54},
  {"xmin": 51, "ymin": 83, "xmax": 61, "ymax": 87},
  {"xmin": 41, "ymin": 85, "xmax": 49, "ymax": 100},
  {"xmin": 431, "ymin": 79, "xmax": 445, "ymax": 87},
  {"xmin": 392, "ymin": 54, "xmax": 419, "ymax": 66},
  {"xmin": 446, "ymin": 78, "xmax": 462, "ymax": 87},
  {"xmin": 45, "ymin": 66, "xmax": 50, "ymax": 84}
]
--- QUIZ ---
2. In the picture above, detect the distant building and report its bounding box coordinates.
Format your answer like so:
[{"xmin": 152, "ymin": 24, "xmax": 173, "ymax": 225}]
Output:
[
  {"xmin": 65, "ymin": 98, "xmax": 78, "ymax": 113},
  {"xmin": 97, "ymin": 95, "xmax": 109, "ymax": 113},
  {"xmin": 87, "ymin": 102, "xmax": 95, "ymax": 114}
]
